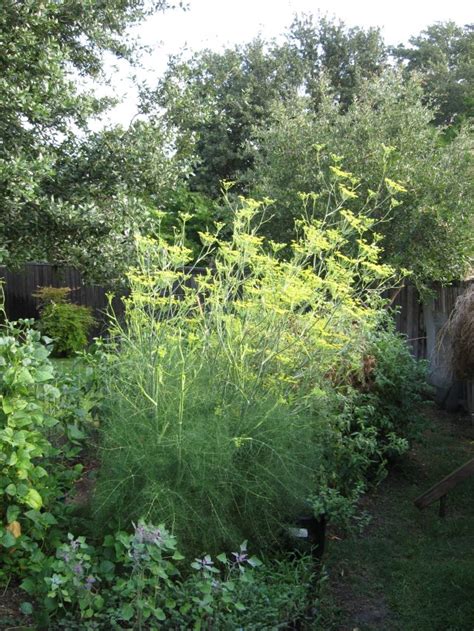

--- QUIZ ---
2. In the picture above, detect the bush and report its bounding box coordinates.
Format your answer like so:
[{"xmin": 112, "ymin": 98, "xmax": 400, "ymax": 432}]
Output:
[
  {"xmin": 364, "ymin": 325, "xmax": 427, "ymax": 445},
  {"xmin": 308, "ymin": 322, "xmax": 428, "ymax": 525},
  {"xmin": 34, "ymin": 287, "xmax": 95, "ymax": 357},
  {"xmin": 0, "ymin": 321, "xmax": 80, "ymax": 579},
  {"xmin": 93, "ymin": 184, "xmax": 407, "ymax": 555},
  {"xmin": 0, "ymin": 316, "xmax": 99, "ymax": 582}
]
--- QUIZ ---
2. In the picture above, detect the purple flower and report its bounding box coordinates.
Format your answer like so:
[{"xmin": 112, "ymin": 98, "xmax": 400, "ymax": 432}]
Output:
[
  {"xmin": 194, "ymin": 555, "xmax": 214, "ymax": 570},
  {"xmin": 232, "ymin": 551, "xmax": 248, "ymax": 565},
  {"xmin": 133, "ymin": 522, "xmax": 163, "ymax": 545},
  {"xmin": 73, "ymin": 562, "xmax": 83, "ymax": 576},
  {"xmin": 58, "ymin": 550, "xmax": 71, "ymax": 562},
  {"xmin": 84, "ymin": 576, "xmax": 96, "ymax": 591}
]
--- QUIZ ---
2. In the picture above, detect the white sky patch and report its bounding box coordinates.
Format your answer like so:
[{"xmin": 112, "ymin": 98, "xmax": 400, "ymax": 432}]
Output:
[{"xmin": 87, "ymin": 0, "xmax": 474, "ymax": 130}]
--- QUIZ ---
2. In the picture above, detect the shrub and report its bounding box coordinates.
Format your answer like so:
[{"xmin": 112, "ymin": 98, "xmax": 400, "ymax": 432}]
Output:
[
  {"xmin": 93, "ymin": 181, "xmax": 405, "ymax": 554},
  {"xmin": 34, "ymin": 286, "xmax": 95, "ymax": 357},
  {"xmin": 364, "ymin": 325, "xmax": 427, "ymax": 445},
  {"xmin": 0, "ymin": 321, "xmax": 75, "ymax": 579},
  {"xmin": 0, "ymin": 318, "xmax": 98, "ymax": 581}
]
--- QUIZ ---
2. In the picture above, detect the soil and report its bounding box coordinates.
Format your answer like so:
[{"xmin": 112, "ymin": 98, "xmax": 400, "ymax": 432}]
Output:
[{"xmin": 0, "ymin": 582, "xmax": 32, "ymax": 630}]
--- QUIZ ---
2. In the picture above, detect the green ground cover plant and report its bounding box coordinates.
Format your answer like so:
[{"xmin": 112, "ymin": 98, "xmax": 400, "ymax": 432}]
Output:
[
  {"xmin": 23, "ymin": 522, "xmax": 317, "ymax": 630},
  {"xmin": 0, "ymin": 319, "xmax": 96, "ymax": 582}
]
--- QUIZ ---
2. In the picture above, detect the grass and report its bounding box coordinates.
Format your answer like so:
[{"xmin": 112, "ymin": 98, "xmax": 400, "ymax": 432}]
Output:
[{"xmin": 319, "ymin": 405, "xmax": 474, "ymax": 631}]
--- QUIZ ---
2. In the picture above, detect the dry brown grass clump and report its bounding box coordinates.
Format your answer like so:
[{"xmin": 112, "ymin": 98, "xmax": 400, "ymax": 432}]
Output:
[{"xmin": 444, "ymin": 284, "xmax": 474, "ymax": 379}]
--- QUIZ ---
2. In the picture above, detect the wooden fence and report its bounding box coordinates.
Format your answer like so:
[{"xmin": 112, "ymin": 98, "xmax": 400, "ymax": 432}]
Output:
[
  {"xmin": 0, "ymin": 263, "xmax": 124, "ymax": 336},
  {"xmin": 388, "ymin": 282, "xmax": 473, "ymax": 361},
  {"xmin": 388, "ymin": 285, "xmax": 426, "ymax": 360},
  {"xmin": 0, "ymin": 262, "xmax": 205, "ymax": 334},
  {"xmin": 389, "ymin": 282, "xmax": 473, "ymax": 418}
]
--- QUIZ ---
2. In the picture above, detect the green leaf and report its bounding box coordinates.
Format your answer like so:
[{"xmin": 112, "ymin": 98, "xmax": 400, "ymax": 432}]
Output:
[
  {"xmin": 93, "ymin": 595, "xmax": 104, "ymax": 610},
  {"xmin": 20, "ymin": 602, "xmax": 33, "ymax": 615},
  {"xmin": 24, "ymin": 488, "xmax": 43, "ymax": 510},
  {"xmin": 43, "ymin": 384, "xmax": 60, "ymax": 399},
  {"xmin": 247, "ymin": 555, "xmax": 262, "ymax": 567},
  {"xmin": 6, "ymin": 505, "xmax": 20, "ymax": 523},
  {"xmin": 24, "ymin": 510, "xmax": 42, "ymax": 524},
  {"xmin": 34, "ymin": 368, "xmax": 54, "ymax": 383},
  {"xmin": 67, "ymin": 424, "xmax": 86, "ymax": 441},
  {"xmin": 120, "ymin": 604, "xmax": 134, "ymax": 621},
  {"xmin": 2, "ymin": 398, "xmax": 15, "ymax": 414},
  {"xmin": 5, "ymin": 483, "xmax": 17, "ymax": 496},
  {"xmin": 16, "ymin": 367, "xmax": 34, "ymax": 385},
  {"xmin": 154, "ymin": 608, "xmax": 166, "ymax": 621},
  {"xmin": 39, "ymin": 511, "xmax": 58, "ymax": 526},
  {"xmin": 1, "ymin": 531, "xmax": 17, "ymax": 548},
  {"xmin": 21, "ymin": 578, "xmax": 36, "ymax": 594},
  {"xmin": 99, "ymin": 560, "xmax": 115, "ymax": 575}
]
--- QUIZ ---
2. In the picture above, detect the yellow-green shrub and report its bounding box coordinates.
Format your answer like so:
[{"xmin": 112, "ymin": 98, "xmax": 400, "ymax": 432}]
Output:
[{"xmin": 34, "ymin": 287, "xmax": 95, "ymax": 357}]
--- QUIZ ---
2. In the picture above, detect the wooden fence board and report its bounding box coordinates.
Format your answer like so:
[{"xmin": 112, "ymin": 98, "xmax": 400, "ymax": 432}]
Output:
[{"xmin": 414, "ymin": 458, "xmax": 474, "ymax": 510}]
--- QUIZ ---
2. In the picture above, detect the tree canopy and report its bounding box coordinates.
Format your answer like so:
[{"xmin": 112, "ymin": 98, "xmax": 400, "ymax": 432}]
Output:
[
  {"xmin": 144, "ymin": 16, "xmax": 388, "ymax": 196},
  {"xmin": 391, "ymin": 21, "xmax": 474, "ymax": 127},
  {"xmin": 0, "ymin": 10, "xmax": 472, "ymax": 288},
  {"xmin": 247, "ymin": 72, "xmax": 473, "ymax": 289},
  {"xmin": 0, "ymin": 0, "xmax": 176, "ymax": 274}
]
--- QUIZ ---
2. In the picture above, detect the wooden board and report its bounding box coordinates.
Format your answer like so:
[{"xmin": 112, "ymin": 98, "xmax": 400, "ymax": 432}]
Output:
[{"xmin": 414, "ymin": 458, "xmax": 474, "ymax": 510}]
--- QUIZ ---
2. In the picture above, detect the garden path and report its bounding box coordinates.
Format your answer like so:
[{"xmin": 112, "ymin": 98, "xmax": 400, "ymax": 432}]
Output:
[{"xmin": 321, "ymin": 407, "xmax": 474, "ymax": 631}]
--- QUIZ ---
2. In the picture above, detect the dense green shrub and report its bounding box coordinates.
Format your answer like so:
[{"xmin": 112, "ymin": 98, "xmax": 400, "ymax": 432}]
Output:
[
  {"xmin": 248, "ymin": 74, "xmax": 474, "ymax": 289},
  {"xmin": 34, "ymin": 287, "xmax": 95, "ymax": 357},
  {"xmin": 93, "ymin": 175, "xmax": 411, "ymax": 554},
  {"xmin": 363, "ymin": 326, "xmax": 428, "ymax": 445},
  {"xmin": 0, "ymin": 314, "xmax": 99, "ymax": 582},
  {"xmin": 0, "ymin": 322, "xmax": 59, "ymax": 557},
  {"xmin": 0, "ymin": 321, "xmax": 81, "ymax": 580},
  {"xmin": 309, "ymin": 321, "xmax": 427, "ymax": 520}
]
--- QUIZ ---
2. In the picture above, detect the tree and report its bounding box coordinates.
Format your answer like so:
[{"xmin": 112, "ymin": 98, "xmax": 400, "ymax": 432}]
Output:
[
  {"xmin": 25, "ymin": 121, "xmax": 184, "ymax": 283},
  {"xmin": 0, "ymin": 0, "xmax": 176, "ymax": 272},
  {"xmin": 144, "ymin": 16, "xmax": 387, "ymax": 197},
  {"xmin": 288, "ymin": 14, "xmax": 387, "ymax": 110},
  {"xmin": 35, "ymin": 120, "xmax": 219, "ymax": 284},
  {"xmin": 144, "ymin": 38, "xmax": 304, "ymax": 196},
  {"xmin": 247, "ymin": 72, "xmax": 473, "ymax": 289},
  {"xmin": 391, "ymin": 22, "xmax": 474, "ymax": 127}
]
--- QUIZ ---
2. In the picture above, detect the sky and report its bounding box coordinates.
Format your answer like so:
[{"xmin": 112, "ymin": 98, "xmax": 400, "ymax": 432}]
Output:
[{"xmin": 90, "ymin": 0, "xmax": 473, "ymax": 129}]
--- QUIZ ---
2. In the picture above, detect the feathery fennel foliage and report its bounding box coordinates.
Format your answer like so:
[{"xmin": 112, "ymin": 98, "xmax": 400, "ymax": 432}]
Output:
[{"xmin": 94, "ymin": 180, "xmax": 405, "ymax": 554}]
